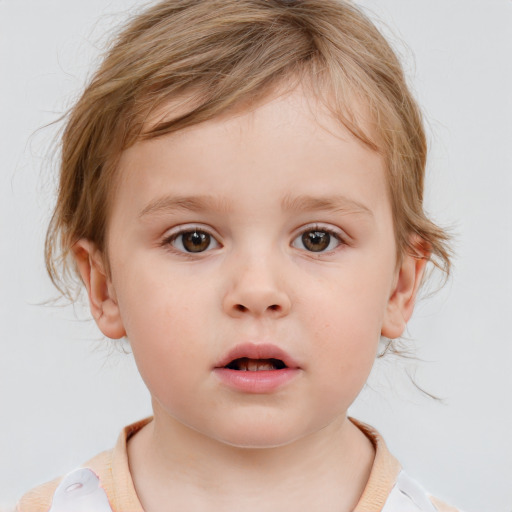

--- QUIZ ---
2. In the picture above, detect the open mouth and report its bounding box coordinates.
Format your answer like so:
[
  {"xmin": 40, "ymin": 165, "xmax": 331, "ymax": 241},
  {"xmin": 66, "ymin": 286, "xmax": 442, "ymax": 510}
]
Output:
[
  {"xmin": 214, "ymin": 345, "xmax": 299, "ymax": 392},
  {"xmin": 225, "ymin": 358, "xmax": 287, "ymax": 371}
]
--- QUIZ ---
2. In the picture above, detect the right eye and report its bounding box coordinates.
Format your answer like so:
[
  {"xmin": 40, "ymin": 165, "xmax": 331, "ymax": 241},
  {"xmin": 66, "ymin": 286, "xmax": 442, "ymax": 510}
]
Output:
[
  {"xmin": 291, "ymin": 225, "xmax": 344, "ymax": 253},
  {"xmin": 165, "ymin": 229, "xmax": 220, "ymax": 253}
]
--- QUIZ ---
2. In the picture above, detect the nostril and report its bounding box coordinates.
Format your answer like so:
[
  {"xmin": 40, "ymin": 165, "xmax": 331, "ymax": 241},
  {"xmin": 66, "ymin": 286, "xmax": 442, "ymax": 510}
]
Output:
[{"xmin": 234, "ymin": 304, "xmax": 280, "ymax": 313}]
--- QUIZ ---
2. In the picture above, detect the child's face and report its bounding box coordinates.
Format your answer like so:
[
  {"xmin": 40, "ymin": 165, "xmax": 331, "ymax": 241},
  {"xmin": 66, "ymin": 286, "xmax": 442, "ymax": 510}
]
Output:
[{"xmin": 83, "ymin": 87, "xmax": 420, "ymax": 448}]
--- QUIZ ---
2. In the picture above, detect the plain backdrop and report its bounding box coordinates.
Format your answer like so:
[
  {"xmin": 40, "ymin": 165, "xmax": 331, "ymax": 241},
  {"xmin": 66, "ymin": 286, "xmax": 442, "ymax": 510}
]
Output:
[{"xmin": 1, "ymin": 0, "xmax": 511, "ymax": 510}]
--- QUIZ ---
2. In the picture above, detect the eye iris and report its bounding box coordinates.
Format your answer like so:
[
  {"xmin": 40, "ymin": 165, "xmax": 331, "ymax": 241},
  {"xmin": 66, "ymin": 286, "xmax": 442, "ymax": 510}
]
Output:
[
  {"xmin": 182, "ymin": 231, "xmax": 210, "ymax": 252},
  {"xmin": 302, "ymin": 230, "xmax": 330, "ymax": 252}
]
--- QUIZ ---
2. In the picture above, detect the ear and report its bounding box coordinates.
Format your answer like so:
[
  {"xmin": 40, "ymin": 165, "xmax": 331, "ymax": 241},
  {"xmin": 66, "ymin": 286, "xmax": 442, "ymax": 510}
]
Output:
[
  {"xmin": 73, "ymin": 239, "xmax": 126, "ymax": 339},
  {"xmin": 381, "ymin": 238, "xmax": 429, "ymax": 339}
]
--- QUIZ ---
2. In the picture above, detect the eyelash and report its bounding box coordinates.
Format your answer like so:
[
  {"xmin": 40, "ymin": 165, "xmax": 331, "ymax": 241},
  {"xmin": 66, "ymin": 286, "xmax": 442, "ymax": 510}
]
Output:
[
  {"xmin": 291, "ymin": 224, "xmax": 345, "ymax": 254},
  {"xmin": 161, "ymin": 226, "xmax": 220, "ymax": 255},
  {"xmin": 161, "ymin": 224, "xmax": 346, "ymax": 255}
]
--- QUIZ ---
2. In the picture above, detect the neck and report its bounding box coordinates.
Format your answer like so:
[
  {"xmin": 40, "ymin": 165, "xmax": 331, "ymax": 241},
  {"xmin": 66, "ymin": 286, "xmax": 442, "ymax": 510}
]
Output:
[{"xmin": 128, "ymin": 405, "xmax": 375, "ymax": 512}]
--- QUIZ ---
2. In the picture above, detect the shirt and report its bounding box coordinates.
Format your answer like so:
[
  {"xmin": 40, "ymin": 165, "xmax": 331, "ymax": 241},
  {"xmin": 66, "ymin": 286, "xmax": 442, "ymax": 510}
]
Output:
[{"xmin": 17, "ymin": 417, "xmax": 461, "ymax": 512}]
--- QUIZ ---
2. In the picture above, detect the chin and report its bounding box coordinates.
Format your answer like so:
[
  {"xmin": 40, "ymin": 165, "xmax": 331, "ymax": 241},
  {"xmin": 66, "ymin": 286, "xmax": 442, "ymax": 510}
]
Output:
[
  {"xmin": 217, "ymin": 433, "xmax": 300, "ymax": 450},
  {"xmin": 209, "ymin": 420, "xmax": 312, "ymax": 450}
]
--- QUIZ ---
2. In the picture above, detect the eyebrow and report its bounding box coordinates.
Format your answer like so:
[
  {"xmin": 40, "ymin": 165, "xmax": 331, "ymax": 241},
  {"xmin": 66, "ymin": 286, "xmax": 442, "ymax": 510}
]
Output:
[
  {"xmin": 281, "ymin": 194, "xmax": 374, "ymax": 217},
  {"xmin": 139, "ymin": 194, "xmax": 233, "ymax": 218},
  {"xmin": 139, "ymin": 193, "xmax": 373, "ymax": 218}
]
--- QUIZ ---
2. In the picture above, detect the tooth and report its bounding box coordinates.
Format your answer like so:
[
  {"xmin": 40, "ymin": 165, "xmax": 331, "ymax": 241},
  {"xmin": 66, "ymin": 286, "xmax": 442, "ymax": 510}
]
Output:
[
  {"xmin": 250, "ymin": 360, "xmax": 275, "ymax": 371},
  {"xmin": 230, "ymin": 358, "xmax": 282, "ymax": 371},
  {"xmin": 247, "ymin": 360, "xmax": 258, "ymax": 371}
]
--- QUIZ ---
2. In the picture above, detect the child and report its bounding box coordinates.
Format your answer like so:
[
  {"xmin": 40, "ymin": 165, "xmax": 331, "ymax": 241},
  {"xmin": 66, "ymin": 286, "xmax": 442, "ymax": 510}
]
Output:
[{"xmin": 17, "ymin": 0, "xmax": 460, "ymax": 510}]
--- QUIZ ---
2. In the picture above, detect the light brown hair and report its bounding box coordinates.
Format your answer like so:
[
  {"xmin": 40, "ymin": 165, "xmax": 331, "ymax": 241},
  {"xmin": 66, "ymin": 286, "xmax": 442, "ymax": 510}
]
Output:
[{"xmin": 45, "ymin": 0, "xmax": 451, "ymax": 298}]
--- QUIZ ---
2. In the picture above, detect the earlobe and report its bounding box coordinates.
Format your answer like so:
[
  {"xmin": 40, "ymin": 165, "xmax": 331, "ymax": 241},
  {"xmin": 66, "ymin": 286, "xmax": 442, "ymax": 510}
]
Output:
[
  {"xmin": 73, "ymin": 240, "xmax": 126, "ymax": 339},
  {"xmin": 381, "ymin": 240, "xmax": 429, "ymax": 340}
]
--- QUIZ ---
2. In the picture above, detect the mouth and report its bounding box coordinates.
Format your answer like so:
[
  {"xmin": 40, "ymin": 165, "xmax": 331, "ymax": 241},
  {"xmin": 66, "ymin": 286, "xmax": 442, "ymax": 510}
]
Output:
[
  {"xmin": 213, "ymin": 344, "xmax": 301, "ymax": 393},
  {"xmin": 215, "ymin": 342, "xmax": 300, "ymax": 371},
  {"xmin": 224, "ymin": 357, "xmax": 287, "ymax": 371}
]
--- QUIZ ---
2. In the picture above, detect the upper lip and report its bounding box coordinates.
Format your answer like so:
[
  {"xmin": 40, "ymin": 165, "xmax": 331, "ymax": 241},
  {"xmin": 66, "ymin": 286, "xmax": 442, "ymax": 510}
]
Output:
[{"xmin": 215, "ymin": 342, "xmax": 300, "ymax": 369}]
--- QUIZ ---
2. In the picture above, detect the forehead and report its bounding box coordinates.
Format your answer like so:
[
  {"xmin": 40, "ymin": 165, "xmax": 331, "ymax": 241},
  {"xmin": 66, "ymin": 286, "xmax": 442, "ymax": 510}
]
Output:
[{"xmin": 114, "ymin": 86, "xmax": 390, "ymax": 223}]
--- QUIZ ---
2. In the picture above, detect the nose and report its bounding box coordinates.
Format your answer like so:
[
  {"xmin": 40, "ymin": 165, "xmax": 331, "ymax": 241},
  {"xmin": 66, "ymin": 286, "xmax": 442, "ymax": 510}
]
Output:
[{"xmin": 222, "ymin": 254, "xmax": 291, "ymax": 319}]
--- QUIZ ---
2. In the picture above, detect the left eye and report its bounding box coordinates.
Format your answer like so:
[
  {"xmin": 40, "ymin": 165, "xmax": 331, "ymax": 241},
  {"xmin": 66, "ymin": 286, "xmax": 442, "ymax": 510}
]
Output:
[
  {"xmin": 167, "ymin": 229, "xmax": 220, "ymax": 253},
  {"xmin": 292, "ymin": 228, "xmax": 342, "ymax": 253}
]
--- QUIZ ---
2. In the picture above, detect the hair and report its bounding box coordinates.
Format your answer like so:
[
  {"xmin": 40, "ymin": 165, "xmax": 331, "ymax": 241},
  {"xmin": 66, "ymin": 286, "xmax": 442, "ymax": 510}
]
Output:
[{"xmin": 45, "ymin": 0, "xmax": 451, "ymax": 299}]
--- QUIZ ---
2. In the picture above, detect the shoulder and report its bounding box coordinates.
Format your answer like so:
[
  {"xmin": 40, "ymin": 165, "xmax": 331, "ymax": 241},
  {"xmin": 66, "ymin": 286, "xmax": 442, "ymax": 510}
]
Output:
[
  {"xmin": 349, "ymin": 419, "xmax": 463, "ymax": 512},
  {"xmin": 16, "ymin": 478, "xmax": 60, "ymax": 512},
  {"xmin": 430, "ymin": 496, "xmax": 463, "ymax": 512},
  {"xmin": 16, "ymin": 449, "xmax": 113, "ymax": 512},
  {"xmin": 16, "ymin": 417, "xmax": 151, "ymax": 512},
  {"xmin": 384, "ymin": 470, "xmax": 463, "ymax": 512}
]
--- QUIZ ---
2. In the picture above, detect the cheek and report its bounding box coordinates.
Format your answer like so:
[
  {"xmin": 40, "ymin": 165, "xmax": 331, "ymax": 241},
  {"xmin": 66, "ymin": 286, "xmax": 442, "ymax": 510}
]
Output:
[
  {"xmin": 112, "ymin": 265, "xmax": 214, "ymax": 376},
  {"xmin": 308, "ymin": 308, "xmax": 380, "ymax": 414},
  {"xmin": 303, "ymin": 262, "xmax": 391, "ymax": 341},
  {"xmin": 299, "ymin": 265, "xmax": 389, "ymax": 389},
  {"xmin": 309, "ymin": 299, "xmax": 381, "ymax": 373}
]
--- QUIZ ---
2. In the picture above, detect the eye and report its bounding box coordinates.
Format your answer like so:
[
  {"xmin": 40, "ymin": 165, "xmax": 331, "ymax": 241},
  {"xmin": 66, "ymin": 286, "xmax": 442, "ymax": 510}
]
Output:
[
  {"xmin": 292, "ymin": 227, "xmax": 343, "ymax": 253},
  {"xmin": 165, "ymin": 228, "xmax": 220, "ymax": 253}
]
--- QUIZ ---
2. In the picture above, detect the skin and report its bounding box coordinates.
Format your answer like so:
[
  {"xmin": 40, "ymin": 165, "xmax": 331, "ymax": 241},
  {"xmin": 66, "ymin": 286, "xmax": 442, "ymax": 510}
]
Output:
[{"xmin": 75, "ymin": 86, "xmax": 426, "ymax": 512}]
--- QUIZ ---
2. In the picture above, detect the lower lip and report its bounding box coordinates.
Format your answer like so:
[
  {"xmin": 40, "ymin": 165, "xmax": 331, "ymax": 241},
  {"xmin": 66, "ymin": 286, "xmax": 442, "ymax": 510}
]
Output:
[{"xmin": 213, "ymin": 368, "xmax": 300, "ymax": 393}]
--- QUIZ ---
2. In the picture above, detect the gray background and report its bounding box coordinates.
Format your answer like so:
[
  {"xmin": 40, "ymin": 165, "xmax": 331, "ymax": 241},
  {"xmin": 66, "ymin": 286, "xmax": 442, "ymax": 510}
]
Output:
[{"xmin": 1, "ymin": 0, "xmax": 511, "ymax": 510}]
